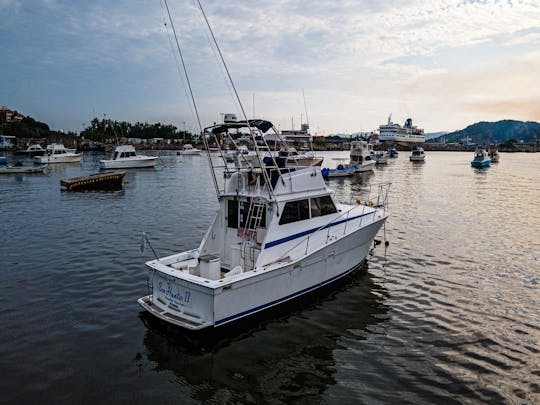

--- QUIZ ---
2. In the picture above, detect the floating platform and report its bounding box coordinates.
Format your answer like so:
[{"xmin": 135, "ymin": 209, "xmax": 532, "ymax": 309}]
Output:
[{"xmin": 60, "ymin": 171, "xmax": 125, "ymax": 191}]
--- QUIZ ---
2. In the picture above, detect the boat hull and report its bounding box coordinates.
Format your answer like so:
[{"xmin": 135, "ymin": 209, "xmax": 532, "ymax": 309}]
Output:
[
  {"xmin": 138, "ymin": 218, "xmax": 385, "ymax": 330},
  {"xmin": 0, "ymin": 165, "xmax": 47, "ymax": 174},
  {"xmin": 471, "ymin": 159, "xmax": 491, "ymax": 168},
  {"xmin": 35, "ymin": 154, "xmax": 81, "ymax": 164},
  {"xmin": 99, "ymin": 157, "xmax": 157, "ymax": 169}
]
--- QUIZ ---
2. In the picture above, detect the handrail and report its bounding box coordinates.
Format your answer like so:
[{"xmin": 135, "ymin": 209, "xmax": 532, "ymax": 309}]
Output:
[{"xmin": 270, "ymin": 182, "xmax": 391, "ymax": 264}]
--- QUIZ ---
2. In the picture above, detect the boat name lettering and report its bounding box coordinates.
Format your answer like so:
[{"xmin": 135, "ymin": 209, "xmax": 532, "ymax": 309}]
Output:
[{"xmin": 158, "ymin": 281, "xmax": 191, "ymax": 305}]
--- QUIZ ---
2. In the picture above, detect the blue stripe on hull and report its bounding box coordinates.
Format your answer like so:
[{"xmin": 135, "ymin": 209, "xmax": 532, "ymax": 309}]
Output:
[
  {"xmin": 214, "ymin": 262, "xmax": 362, "ymax": 326},
  {"xmin": 264, "ymin": 211, "xmax": 375, "ymax": 249}
]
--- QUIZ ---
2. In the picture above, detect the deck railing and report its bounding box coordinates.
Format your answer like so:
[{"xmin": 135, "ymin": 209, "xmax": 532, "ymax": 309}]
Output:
[{"xmin": 272, "ymin": 182, "xmax": 391, "ymax": 264}]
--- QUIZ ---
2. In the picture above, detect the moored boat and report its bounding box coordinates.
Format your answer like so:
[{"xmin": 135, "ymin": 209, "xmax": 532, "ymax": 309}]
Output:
[
  {"xmin": 321, "ymin": 163, "xmax": 357, "ymax": 179},
  {"xmin": 409, "ymin": 145, "xmax": 426, "ymax": 162},
  {"xmin": 0, "ymin": 163, "xmax": 48, "ymax": 174},
  {"xmin": 138, "ymin": 119, "xmax": 390, "ymax": 330},
  {"xmin": 488, "ymin": 147, "xmax": 500, "ymax": 163},
  {"xmin": 350, "ymin": 141, "xmax": 376, "ymax": 172},
  {"xmin": 14, "ymin": 144, "xmax": 46, "ymax": 157},
  {"xmin": 99, "ymin": 145, "xmax": 157, "ymax": 169},
  {"xmin": 34, "ymin": 144, "xmax": 82, "ymax": 164},
  {"xmin": 177, "ymin": 144, "xmax": 202, "ymax": 155},
  {"xmin": 471, "ymin": 147, "xmax": 491, "ymax": 168}
]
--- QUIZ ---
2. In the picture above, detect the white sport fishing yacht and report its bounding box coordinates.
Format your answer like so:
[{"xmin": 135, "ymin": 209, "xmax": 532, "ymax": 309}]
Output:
[
  {"xmin": 34, "ymin": 144, "xmax": 82, "ymax": 164},
  {"xmin": 349, "ymin": 141, "xmax": 376, "ymax": 172},
  {"xmin": 138, "ymin": 119, "xmax": 390, "ymax": 330},
  {"xmin": 99, "ymin": 145, "xmax": 157, "ymax": 169}
]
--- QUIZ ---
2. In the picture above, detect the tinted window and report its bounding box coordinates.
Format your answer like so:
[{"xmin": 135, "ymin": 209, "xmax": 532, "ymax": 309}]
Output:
[
  {"xmin": 227, "ymin": 200, "xmax": 238, "ymax": 228},
  {"xmin": 279, "ymin": 199, "xmax": 310, "ymax": 225},
  {"xmin": 311, "ymin": 196, "xmax": 337, "ymax": 217}
]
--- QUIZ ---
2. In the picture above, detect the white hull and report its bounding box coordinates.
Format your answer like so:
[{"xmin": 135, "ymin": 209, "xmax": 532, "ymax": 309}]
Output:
[
  {"xmin": 99, "ymin": 156, "xmax": 157, "ymax": 169},
  {"xmin": 409, "ymin": 155, "xmax": 425, "ymax": 162},
  {"xmin": 355, "ymin": 161, "xmax": 376, "ymax": 172},
  {"xmin": 178, "ymin": 150, "xmax": 201, "ymax": 155},
  {"xmin": 139, "ymin": 214, "xmax": 386, "ymax": 330},
  {"xmin": 35, "ymin": 154, "xmax": 81, "ymax": 164}
]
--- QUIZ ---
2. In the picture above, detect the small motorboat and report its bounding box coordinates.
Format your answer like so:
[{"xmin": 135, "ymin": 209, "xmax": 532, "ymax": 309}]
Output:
[
  {"xmin": 14, "ymin": 144, "xmax": 46, "ymax": 157},
  {"xmin": 374, "ymin": 151, "xmax": 389, "ymax": 165},
  {"xmin": 99, "ymin": 145, "xmax": 157, "ymax": 169},
  {"xmin": 471, "ymin": 148, "xmax": 491, "ymax": 168},
  {"xmin": 321, "ymin": 164, "xmax": 357, "ymax": 179},
  {"xmin": 0, "ymin": 162, "xmax": 48, "ymax": 174},
  {"xmin": 387, "ymin": 147, "xmax": 399, "ymax": 158},
  {"xmin": 488, "ymin": 147, "xmax": 500, "ymax": 163},
  {"xmin": 409, "ymin": 146, "xmax": 425, "ymax": 162},
  {"xmin": 177, "ymin": 144, "xmax": 202, "ymax": 155},
  {"xmin": 35, "ymin": 144, "xmax": 82, "ymax": 164}
]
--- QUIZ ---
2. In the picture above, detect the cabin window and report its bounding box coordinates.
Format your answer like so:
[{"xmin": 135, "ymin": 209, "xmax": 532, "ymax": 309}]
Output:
[
  {"xmin": 310, "ymin": 196, "xmax": 337, "ymax": 217},
  {"xmin": 279, "ymin": 199, "xmax": 310, "ymax": 225},
  {"xmin": 227, "ymin": 200, "xmax": 239, "ymax": 228}
]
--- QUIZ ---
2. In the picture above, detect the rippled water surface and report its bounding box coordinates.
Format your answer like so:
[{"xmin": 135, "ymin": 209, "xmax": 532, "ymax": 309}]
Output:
[{"xmin": 1, "ymin": 151, "xmax": 539, "ymax": 403}]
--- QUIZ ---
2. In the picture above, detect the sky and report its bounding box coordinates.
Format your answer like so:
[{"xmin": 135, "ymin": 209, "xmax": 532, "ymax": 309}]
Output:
[{"xmin": 1, "ymin": 0, "xmax": 540, "ymax": 134}]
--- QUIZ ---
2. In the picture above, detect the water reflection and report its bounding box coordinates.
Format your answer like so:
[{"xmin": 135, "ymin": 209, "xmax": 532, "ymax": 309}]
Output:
[{"xmin": 139, "ymin": 264, "xmax": 389, "ymax": 402}]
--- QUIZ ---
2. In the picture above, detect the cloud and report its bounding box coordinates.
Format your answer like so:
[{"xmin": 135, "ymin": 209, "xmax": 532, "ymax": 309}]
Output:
[{"xmin": 3, "ymin": 0, "xmax": 540, "ymax": 132}]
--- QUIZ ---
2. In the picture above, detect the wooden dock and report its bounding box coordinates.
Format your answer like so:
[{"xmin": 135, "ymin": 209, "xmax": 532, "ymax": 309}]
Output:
[{"xmin": 60, "ymin": 171, "xmax": 125, "ymax": 191}]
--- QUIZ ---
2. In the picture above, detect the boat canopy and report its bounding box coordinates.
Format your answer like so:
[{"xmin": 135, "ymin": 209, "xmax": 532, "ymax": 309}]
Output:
[{"xmin": 205, "ymin": 119, "xmax": 274, "ymax": 135}]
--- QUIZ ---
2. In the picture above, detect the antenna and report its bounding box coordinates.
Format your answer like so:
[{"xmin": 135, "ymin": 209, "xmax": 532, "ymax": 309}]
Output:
[{"xmin": 302, "ymin": 88, "xmax": 309, "ymax": 128}]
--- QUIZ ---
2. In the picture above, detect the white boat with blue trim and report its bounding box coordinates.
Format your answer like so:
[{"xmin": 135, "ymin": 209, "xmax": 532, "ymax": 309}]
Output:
[{"xmin": 138, "ymin": 119, "xmax": 390, "ymax": 330}]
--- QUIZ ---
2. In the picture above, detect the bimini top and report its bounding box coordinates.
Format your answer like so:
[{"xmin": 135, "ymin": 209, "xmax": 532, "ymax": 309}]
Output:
[{"xmin": 205, "ymin": 119, "xmax": 274, "ymax": 135}]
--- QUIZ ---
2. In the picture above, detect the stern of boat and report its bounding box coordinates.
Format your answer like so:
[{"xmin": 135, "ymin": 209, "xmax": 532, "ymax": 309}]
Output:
[{"xmin": 138, "ymin": 263, "xmax": 216, "ymax": 330}]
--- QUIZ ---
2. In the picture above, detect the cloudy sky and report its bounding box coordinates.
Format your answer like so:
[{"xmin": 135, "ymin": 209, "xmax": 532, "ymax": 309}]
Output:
[{"xmin": 1, "ymin": 0, "xmax": 539, "ymax": 134}]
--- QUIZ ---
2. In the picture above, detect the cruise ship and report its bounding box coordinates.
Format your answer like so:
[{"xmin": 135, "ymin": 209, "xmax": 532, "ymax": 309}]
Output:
[{"xmin": 378, "ymin": 115, "xmax": 424, "ymax": 143}]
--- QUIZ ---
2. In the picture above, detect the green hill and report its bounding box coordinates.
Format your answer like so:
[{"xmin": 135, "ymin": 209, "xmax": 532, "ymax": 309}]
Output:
[{"xmin": 436, "ymin": 120, "xmax": 540, "ymax": 145}]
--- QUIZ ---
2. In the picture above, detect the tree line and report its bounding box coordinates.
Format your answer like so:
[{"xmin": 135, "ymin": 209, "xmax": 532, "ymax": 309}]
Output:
[{"xmin": 80, "ymin": 118, "xmax": 194, "ymax": 142}]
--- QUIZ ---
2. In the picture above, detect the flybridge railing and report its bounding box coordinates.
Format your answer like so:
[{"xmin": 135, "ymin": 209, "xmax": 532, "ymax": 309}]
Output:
[{"xmin": 203, "ymin": 123, "xmax": 292, "ymax": 199}]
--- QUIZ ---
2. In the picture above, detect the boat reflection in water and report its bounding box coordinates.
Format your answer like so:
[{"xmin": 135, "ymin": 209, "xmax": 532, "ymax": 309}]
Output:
[{"xmin": 138, "ymin": 265, "xmax": 389, "ymax": 403}]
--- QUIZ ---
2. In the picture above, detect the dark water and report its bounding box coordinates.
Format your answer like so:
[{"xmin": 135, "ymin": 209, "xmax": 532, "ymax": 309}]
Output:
[{"xmin": 0, "ymin": 151, "xmax": 538, "ymax": 404}]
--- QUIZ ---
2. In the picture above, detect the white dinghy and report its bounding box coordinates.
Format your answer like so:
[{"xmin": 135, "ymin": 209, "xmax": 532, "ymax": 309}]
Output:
[{"xmin": 138, "ymin": 120, "xmax": 390, "ymax": 330}]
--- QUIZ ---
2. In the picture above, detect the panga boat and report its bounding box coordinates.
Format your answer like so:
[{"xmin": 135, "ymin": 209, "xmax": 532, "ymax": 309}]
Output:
[
  {"xmin": 409, "ymin": 145, "xmax": 425, "ymax": 162},
  {"xmin": 177, "ymin": 144, "xmax": 202, "ymax": 155},
  {"xmin": 321, "ymin": 163, "xmax": 357, "ymax": 179},
  {"xmin": 350, "ymin": 141, "xmax": 376, "ymax": 172},
  {"xmin": 0, "ymin": 163, "xmax": 48, "ymax": 174},
  {"xmin": 34, "ymin": 144, "xmax": 82, "ymax": 164},
  {"xmin": 99, "ymin": 145, "xmax": 157, "ymax": 169},
  {"xmin": 138, "ymin": 119, "xmax": 390, "ymax": 330},
  {"xmin": 471, "ymin": 147, "xmax": 491, "ymax": 168},
  {"xmin": 60, "ymin": 171, "xmax": 125, "ymax": 191}
]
